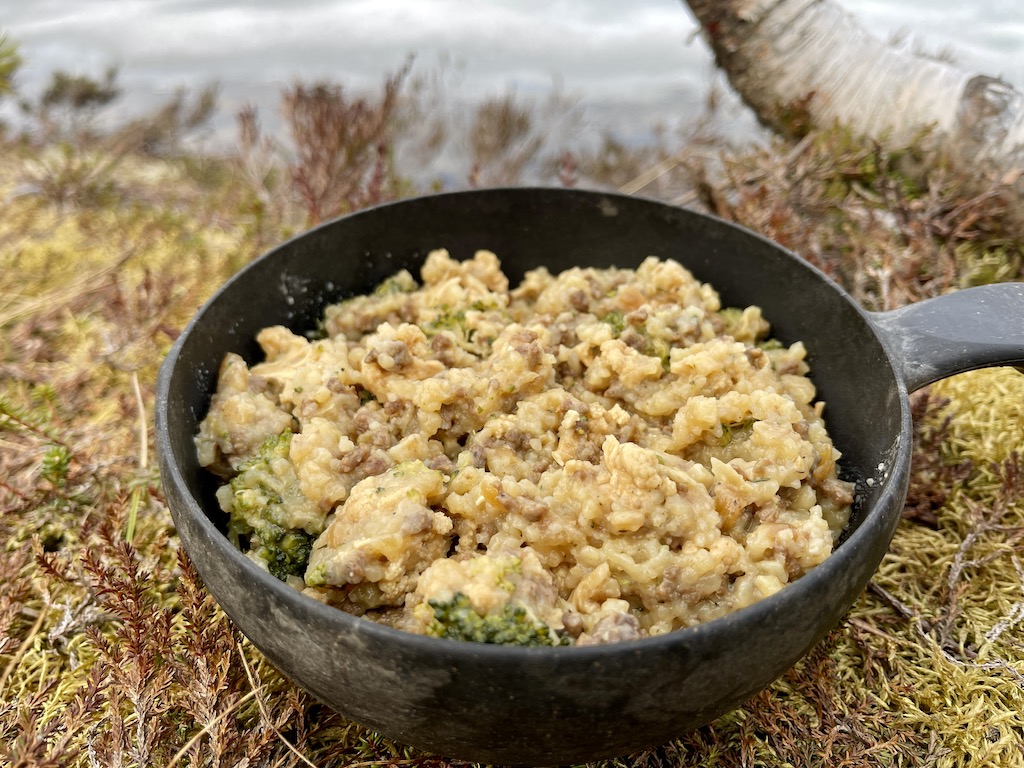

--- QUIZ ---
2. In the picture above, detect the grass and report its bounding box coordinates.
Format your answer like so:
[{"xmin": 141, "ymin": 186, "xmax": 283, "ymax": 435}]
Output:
[{"xmin": 1, "ymin": 62, "xmax": 1023, "ymax": 767}]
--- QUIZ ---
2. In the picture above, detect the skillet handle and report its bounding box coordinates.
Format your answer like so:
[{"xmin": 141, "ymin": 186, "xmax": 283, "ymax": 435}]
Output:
[{"xmin": 868, "ymin": 282, "xmax": 1024, "ymax": 393}]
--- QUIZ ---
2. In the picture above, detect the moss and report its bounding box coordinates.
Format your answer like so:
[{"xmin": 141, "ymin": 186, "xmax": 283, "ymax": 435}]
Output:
[
  {"xmin": 1, "ymin": 69, "xmax": 1023, "ymax": 768},
  {"xmin": 954, "ymin": 242, "xmax": 1024, "ymax": 288}
]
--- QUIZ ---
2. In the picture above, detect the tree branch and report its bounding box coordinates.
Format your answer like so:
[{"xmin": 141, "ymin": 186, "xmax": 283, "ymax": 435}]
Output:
[{"xmin": 683, "ymin": 0, "xmax": 1024, "ymax": 190}]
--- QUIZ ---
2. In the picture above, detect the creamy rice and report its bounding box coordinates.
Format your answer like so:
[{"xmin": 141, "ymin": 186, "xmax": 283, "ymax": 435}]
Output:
[{"xmin": 196, "ymin": 249, "xmax": 854, "ymax": 645}]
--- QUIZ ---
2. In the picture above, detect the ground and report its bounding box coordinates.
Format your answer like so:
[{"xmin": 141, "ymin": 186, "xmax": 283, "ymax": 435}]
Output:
[{"xmin": 0, "ymin": 113, "xmax": 1023, "ymax": 767}]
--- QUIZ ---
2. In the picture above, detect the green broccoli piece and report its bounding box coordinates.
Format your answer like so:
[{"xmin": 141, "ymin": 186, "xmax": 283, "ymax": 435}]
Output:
[
  {"xmin": 220, "ymin": 431, "xmax": 322, "ymax": 582},
  {"xmin": 718, "ymin": 306, "xmax": 745, "ymax": 334},
  {"xmin": 602, "ymin": 310, "xmax": 670, "ymax": 370},
  {"xmin": 372, "ymin": 270, "xmax": 418, "ymax": 296},
  {"xmin": 643, "ymin": 337, "xmax": 672, "ymax": 371},
  {"xmin": 426, "ymin": 593, "xmax": 568, "ymax": 647},
  {"xmin": 601, "ymin": 310, "xmax": 626, "ymax": 336},
  {"xmin": 250, "ymin": 525, "xmax": 315, "ymax": 581},
  {"xmin": 225, "ymin": 432, "xmax": 293, "ymax": 527},
  {"xmin": 719, "ymin": 418, "xmax": 756, "ymax": 446},
  {"xmin": 426, "ymin": 306, "xmax": 469, "ymax": 336}
]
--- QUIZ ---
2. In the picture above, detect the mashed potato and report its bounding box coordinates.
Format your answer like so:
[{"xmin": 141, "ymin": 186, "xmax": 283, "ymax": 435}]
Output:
[{"xmin": 196, "ymin": 249, "xmax": 854, "ymax": 645}]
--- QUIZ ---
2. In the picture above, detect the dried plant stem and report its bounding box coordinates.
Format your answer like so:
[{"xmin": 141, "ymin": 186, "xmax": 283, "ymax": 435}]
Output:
[
  {"xmin": 985, "ymin": 556, "xmax": 1024, "ymax": 644},
  {"xmin": 238, "ymin": 645, "xmax": 319, "ymax": 768},
  {"xmin": 871, "ymin": 578, "xmax": 1024, "ymax": 690},
  {"xmin": 125, "ymin": 370, "xmax": 148, "ymax": 542},
  {"xmin": 846, "ymin": 617, "xmax": 916, "ymax": 649},
  {"xmin": 0, "ymin": 250, "xmax": 132, "ymax": 327},
  {"xmin": 618, "ymin": 151, "xmax": 687, "ymax": 195},
  {"xmin": 0, "ymin": 477, "xmax": 31, "ymax": 501},
  {"xmin": 164, "ymin": 687, "xmax": 261, "ymax": 768},
  {"xmin": 131, "ymin": 371, "xmax": 148, "ymax": 473},
  {"xmin": 0, "ymin": 603, "xmax": 47, "ymax": 696},
  {"xmin": 0, "ymin": 401, "xmax": 72, "ymax": 452}
]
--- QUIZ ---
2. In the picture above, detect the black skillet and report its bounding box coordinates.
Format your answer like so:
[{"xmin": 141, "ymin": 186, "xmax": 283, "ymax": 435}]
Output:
[{"xmin": 155, "ymin": 188, "xmax": 1024, "ymax": 765}]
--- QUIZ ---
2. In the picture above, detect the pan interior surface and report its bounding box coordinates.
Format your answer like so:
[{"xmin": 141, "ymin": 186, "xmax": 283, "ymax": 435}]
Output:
[{"xmin": 157, "ymin": 188, "xmax": 910, "ymax": 764}]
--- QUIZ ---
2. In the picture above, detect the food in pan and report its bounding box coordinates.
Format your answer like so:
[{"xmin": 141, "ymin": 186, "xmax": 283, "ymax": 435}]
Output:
[{"xmin": 196, "ymin": 249, "xmax": 854, "ymax": 646}]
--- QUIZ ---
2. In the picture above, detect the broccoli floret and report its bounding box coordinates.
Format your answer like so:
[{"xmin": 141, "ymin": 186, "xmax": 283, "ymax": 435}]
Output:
[
  {"xmin": 719, "ymin": 418, "xmax": 756, "ymax": 446},
  {"xmin": 426, "ymin": 593, "xmax": 568, "ymax": 647},
  {"xmin": 718, "ymin": 305, "xmax": 770, "ymax": 343},
  {"xmin": 425, "ymin": 306, "xmax": 469, "ymax": 336},
  {"xmin": 251, "ymin": 525, "xmax": 315, "ymax": 581},
  {"xmin": 601, "ymin": 310, "xmax": 627, "ymax": 336},
  {"xmin": 718, "ymin": 306, "xmax": 745, "ymax": 334},
  {"xmin": 225, "ymin": 431, "xmax": 294, "ymax": 527},
  {"xmin": 602, "ymin": 310, "xmax": 670, "ymax": 370},
  {"xmin": 372, "ymin": 270, "xmax": 418, "ymax": 296},
  {"xmin": 220, "ymin": 431, "xmax": 323, "ymax": 582}
]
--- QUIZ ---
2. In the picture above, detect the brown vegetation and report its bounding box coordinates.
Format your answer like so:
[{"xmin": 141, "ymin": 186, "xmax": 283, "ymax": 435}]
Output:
[{"xmin": 1, "ymin": 49, "xmax": 1023, "ymax": 768}]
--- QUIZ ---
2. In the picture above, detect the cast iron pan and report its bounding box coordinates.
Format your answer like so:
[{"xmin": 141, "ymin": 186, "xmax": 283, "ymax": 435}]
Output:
[{"xmin": 155, "ymin": 188, "xmax": 1024, "ymax": 765}]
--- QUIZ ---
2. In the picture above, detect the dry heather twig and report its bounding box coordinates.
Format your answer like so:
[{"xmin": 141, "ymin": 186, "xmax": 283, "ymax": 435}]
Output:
[{"xmin": 282, "ymin": 63, "xmax": 409, "ymax": 224}]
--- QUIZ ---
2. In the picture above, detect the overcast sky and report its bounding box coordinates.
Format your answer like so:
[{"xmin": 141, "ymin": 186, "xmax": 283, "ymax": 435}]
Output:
[
  {"xmin": 7, "ymin": 1, "xmax": 705, "ymax": 118},
  {"xmin": 5, "ymin": 0, "xmax": 1022, "ymax": 149}
]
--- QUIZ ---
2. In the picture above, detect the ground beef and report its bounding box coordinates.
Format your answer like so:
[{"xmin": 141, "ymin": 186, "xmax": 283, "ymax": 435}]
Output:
[{"xmin": 197, "ymin": 249, "xmax": 854, "ymax": 643}]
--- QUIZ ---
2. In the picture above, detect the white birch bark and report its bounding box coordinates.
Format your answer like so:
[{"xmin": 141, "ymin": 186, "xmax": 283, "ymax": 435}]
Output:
[{"xmin": 684, "ymin": 0, "xmax": 1024, "ymax": 187}]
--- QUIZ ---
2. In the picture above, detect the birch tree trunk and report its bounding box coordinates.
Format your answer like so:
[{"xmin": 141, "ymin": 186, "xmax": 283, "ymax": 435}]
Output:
[{"xmin": 684, "ymin": 0, "xmax": 1024, "ymax": 188}]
